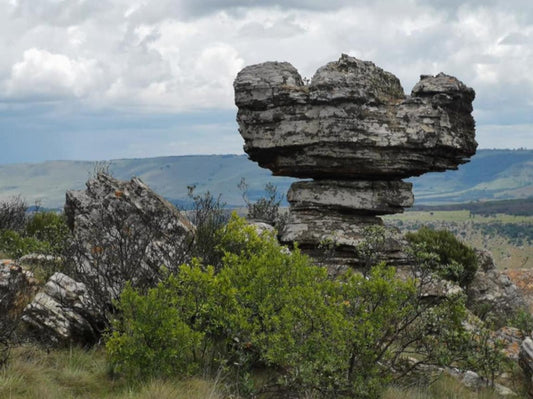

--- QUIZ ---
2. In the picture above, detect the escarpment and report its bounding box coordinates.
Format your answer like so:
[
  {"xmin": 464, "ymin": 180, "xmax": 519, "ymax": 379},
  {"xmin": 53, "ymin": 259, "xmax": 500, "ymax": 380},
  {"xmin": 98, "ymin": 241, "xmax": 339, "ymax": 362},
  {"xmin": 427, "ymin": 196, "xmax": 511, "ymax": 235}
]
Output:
[{"xmin": 234, "ymin": 54, "xmax": 477, "ymax": 267}]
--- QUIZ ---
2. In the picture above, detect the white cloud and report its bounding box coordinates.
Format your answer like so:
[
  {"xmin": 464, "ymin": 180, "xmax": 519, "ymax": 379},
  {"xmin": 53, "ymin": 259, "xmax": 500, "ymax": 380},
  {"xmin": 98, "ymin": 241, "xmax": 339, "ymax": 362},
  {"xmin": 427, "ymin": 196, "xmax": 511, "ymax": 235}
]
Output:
[
  {"xmin": 1, "ymin": 0, "xmax": 533, "ymax": 162},
  {"xmin": 5, "ymin": 48, "xmax": 103, "ymax": 99}
]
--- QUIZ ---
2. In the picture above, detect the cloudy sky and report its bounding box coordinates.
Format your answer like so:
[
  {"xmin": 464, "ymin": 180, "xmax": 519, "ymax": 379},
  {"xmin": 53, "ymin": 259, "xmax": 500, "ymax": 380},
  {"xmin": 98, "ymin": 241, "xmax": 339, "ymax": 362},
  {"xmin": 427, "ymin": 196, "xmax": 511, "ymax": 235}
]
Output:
[{"xmin": 1, "ymin": 0, "xmax": 532, "ymax": 164}]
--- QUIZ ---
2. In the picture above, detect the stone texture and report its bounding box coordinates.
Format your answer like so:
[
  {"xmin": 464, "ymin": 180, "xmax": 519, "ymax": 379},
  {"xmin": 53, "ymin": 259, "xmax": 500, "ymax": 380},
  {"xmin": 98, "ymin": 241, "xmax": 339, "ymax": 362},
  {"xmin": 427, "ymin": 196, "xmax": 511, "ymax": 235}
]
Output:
[
  {"xmin": 22, "ymin": 272, "xmax": 101, "ymax": 345},
  {"xmin": 234, "ymin": 54, "xmax": 476, "ymax": 267},
  {"xmin": 287, "ymin": 180, "xmax": 413, "ymax": 215},
  {"xmin": 65, "ymin": 173, "xmax": 194, "ymax": 293},
  {"xmin": 64, "ymin": 173, "xmax": 195, "ymax": 327},
  {"xmin": 520, "ymin": 337, "xmax": 533, "ymax": 398},
  {"xmin": 0, "ymin": 260, "xmax": 38, "ymax": 343},
  {"xmin": 459, "ymin": 370, "xmax": 517, "ymax": 396},
  {"xmin": 504, "ymin": 269, "xmax": 533, "ymax": 313},
  {"xmin": 281, "ymin": 209, "xmax": 408, "ymax": 267},
  {"xmin": 467, "ymin": 251, "xmax": 527, "ymax": 322},
  {"xmin": 235, "ymin": 54, "xmax": 476, "ymax": 180}
]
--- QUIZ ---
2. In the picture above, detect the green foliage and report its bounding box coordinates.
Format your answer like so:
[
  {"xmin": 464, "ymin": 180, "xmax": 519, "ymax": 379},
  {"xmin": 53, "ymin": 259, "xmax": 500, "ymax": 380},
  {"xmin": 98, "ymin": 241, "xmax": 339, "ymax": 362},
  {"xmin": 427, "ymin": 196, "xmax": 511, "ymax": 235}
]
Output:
[
  {"xmin": 406, "ymin": 227, "xmax": 478, "ymax": 287},
  {"xmin": 0, "ymin": 229, "xmax": 51, "ymax": 258},
  {"xmin": 0, "ymin": 210, "xmax": 70, "ymax": 259},
  {"xmin": 106, "ymin": 281, "xmax": 204, "ymax": 380},
  {"xmin": 25, "ymin": 211, "xmax": 70, "ymax": 255},
  {"xmin": 107, "ymin": 214, "xmax": 480, "ymax": 398},
  {"xmin": 465, "ymin": 320, "xmax": 510, "ymax": 387},
  {"xmin": 508, "ymin": 309, "xmax": 533, "ymax": 337}
]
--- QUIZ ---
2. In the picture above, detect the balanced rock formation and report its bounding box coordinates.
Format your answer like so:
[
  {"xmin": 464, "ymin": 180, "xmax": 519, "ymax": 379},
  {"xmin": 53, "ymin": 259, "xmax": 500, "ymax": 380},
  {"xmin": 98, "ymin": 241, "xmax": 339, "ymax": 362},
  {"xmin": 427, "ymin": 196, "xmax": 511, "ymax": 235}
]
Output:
[{"xmin": 234, "ymin": 54, "xmax": 476, "ymax": 266}]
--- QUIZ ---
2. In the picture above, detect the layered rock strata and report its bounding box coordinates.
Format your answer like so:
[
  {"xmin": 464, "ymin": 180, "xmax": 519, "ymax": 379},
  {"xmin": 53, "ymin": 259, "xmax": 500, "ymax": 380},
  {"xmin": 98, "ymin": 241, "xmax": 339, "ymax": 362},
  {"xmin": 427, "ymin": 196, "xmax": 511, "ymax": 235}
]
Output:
[{"xmin": 234, "ymin": 54, "xmax": 476, "ymax": 266}]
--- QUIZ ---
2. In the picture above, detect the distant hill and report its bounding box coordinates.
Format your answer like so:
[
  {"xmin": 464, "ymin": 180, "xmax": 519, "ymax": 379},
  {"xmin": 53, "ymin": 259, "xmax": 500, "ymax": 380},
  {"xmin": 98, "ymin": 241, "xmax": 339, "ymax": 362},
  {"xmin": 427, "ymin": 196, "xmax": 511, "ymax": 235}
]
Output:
[{"xmin": 0, "ymin": 149, "xmax": 532, "ymax": 209}]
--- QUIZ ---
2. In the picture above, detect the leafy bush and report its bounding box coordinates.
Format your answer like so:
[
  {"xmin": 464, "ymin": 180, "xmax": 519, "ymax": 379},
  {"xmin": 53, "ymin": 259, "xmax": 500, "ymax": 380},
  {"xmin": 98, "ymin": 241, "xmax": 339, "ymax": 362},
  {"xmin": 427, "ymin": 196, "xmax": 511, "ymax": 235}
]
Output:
[
  {"xmin": 0, "ymin": 210, "xmax": 70, "ymax": 261},
  {"xmin": 106, "ymin": 280, "xmax": 204, "ymax": 380},
  {"xmin": 25, "ymin": 212, "xmax": 70, "ymax": 255},
  {"xmin": 0, "ymin": 230, "xmax": 51, "ymax": 259},
  {"xmin": 406, "ymin": 227, "xmax": 478, "ymax": 287},
  {"xmin": 107, "ymin": 214, "xmax": 477, "ymax": 398}
]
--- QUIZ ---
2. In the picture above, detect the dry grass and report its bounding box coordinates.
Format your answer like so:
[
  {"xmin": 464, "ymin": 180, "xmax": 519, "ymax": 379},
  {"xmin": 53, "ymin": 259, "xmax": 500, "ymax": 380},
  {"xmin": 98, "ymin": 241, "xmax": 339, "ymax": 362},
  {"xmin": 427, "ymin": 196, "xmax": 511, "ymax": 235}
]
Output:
[
  {"xmin": 0, "ymin": 345, "xmax": 224, "ymax": 399},
  {"xmin": 1, "ymin": 344, "xmax": 525, "ymax": 398},
  {"xmin": 383, "ymin": 374, "xmax": 517, "ymax": 399}
]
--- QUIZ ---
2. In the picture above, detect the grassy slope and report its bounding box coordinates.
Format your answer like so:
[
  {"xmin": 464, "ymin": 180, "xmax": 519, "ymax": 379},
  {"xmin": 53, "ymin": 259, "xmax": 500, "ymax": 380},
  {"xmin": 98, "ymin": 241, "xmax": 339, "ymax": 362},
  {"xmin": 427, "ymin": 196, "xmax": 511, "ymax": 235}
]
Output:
[
  {"xmin": 0, "ymin": 149, "xmax": 532, "ymax": 209},
  {"xmin": 385, "ymin": 211, "xmax": 533, "ymax": 270},
  {"xmin": 0, "ymin": 155, "xmax": 295, "ymax": 209},
  {"xmin": 0, "ymin": 345, "xmax": 516, "ymax": 399},
  {"xmin": 0, "ymin": 345, "xmax": 224, "ymax": 399}
]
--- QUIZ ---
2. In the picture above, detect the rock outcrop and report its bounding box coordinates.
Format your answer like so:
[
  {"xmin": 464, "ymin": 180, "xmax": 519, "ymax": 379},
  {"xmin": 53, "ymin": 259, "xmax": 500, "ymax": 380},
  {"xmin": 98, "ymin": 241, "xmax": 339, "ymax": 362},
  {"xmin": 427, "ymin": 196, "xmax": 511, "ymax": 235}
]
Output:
[
  {"xmin": 64, "ymin": 173, "xmax": 194, "ymax": 317},
  {"xmin": 0, "ymin": 260, "xmax": 38, "ymax": 345},
  {"xmin": 520, "ymin": 337, "xmax": 533, "ymax": 397},
  {"xmin": 234, "ymin": 54, "xmax": 476, "ymax": 266},
  {"xmin": 22, "ymin": 272, "xmax": 102, "ymax": 345},
  {"xmin": 467, "ymin": 250, "xmax": 527, "ymax": 321}
]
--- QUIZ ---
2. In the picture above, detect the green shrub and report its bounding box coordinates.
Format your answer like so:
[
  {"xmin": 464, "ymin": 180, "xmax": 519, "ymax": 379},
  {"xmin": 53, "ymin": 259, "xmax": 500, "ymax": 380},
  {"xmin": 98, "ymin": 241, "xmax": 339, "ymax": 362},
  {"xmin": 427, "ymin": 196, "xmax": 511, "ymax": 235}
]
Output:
[
  {"xmin": 107, "ymin": 214, "xmax": 478, "ymax": 398},
  {"xmin": 0, "ymin": 229, "xmax": 51, "ymax": 258},
  {"xmin": 25, "ymin": 211, "xmax": 70, "ymax": 255},
  {"xmin": 406, "ymin": 227, "xmax": 478, "ymax": 287},
  {"xmin": 106, "ymin": 281, "xmax": 204, "ymax": 380},
  {"xmin": 0, "ymin": 211, "xmax": 70, "ymax": 259}
]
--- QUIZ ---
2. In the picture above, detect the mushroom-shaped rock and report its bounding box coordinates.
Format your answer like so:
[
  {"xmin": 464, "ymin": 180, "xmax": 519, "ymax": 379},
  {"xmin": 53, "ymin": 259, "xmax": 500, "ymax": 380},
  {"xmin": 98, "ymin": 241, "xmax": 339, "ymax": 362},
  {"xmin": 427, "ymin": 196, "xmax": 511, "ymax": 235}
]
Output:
[{"xmin": 234, "ymin": 54, "xmax": 477, "ymax": 267}]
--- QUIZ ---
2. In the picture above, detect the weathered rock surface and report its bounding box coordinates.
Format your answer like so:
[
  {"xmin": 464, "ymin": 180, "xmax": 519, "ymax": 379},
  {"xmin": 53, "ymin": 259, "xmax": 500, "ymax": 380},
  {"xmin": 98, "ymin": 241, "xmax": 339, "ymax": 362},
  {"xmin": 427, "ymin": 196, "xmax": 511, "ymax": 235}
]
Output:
[
  {"xmin": 504, "ymin": 269, "xmax": 533, "ymax": 313},
  {"xmin": 467, "ymin": 250, "xmax": 527, "ymax": 321},
  {"xmin": 458, "ymin": 370, "xmax": 517, "ymax": 396},
  {"xmin": 281, "ymin": 209, "xmax": 409, "ymax": 267},
  {"xmin": 0, "ymin": 260, "xmax": 37, "ymax": 311},
  {"xmin": 235, "ymin": 54, "xmax": 476, "ymax": 266},
  {"xmin": 235, "ymin": 54, "xmax": 476, "ymax": 179},
  {"xmin": 520, "ymin": 337, "xmax": 533, "ymax": 397},
  {"xmin": 65, "ymin": 173, "xmax": 195, "ymax": 300},
  {"xmin": 0, "ymin": 260, "xmax": 38, "ymax": 343},
  {"xmin": 65, "ymin": 173, "xmax": 194, "ymax": 245},
  {"xmin": 22, "ymin": 272, "xmax": 101, "ymax": 345},
  {"xmin": 287, "ymin": 180, "xmax": 413, "ymax": 215}
]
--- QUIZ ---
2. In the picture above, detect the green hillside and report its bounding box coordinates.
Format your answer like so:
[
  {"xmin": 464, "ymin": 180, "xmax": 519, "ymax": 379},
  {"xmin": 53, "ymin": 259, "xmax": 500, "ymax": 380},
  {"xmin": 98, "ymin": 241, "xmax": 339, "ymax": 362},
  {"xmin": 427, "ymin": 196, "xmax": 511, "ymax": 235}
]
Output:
[
  {"xmin": 410, "ymin": 149, "xmax": 533, "ymax": 203},
  {"xmin": 0, "ymin": 149, "xmax": 532, "ymax": 209},
  {"xmin": 0, "ymin": 155, "xmax": 295, "ymax": 208}
]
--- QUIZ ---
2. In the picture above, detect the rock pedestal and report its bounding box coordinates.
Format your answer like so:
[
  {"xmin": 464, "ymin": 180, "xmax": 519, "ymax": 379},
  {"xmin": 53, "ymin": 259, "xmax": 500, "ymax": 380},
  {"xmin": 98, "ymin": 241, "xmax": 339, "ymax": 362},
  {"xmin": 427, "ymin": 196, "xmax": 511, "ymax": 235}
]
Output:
[{"xmin": 234, "ymin": 54, "xmax": 476, "ymax": 266}]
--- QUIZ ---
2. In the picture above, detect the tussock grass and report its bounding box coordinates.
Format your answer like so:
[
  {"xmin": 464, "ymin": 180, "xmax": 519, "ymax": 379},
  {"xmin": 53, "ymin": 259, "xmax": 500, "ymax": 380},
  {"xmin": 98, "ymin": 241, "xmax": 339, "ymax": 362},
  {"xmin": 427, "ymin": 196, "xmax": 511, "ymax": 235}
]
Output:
[
  {"xmin": 0, "ymin": 344, "xmax": 523, "ymax": 399},
  {"xmin": 0, "ymin": 344, "xmax": 224, "ymax": 399},
  {"xmin": 383, "ymin": 374, "xmax": 515, "ymax": 399}
]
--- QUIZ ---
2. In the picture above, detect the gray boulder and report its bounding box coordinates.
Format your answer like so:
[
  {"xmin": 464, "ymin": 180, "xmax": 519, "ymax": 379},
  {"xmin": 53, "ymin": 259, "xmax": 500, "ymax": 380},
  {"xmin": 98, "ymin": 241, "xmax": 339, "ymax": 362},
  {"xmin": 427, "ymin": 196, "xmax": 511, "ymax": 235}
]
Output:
[
  {"xmin": 64, "ymin": 173, "xmax": 194, "ymax": 319},
  {"xmin": 467, "ymin": 250, "xmax": 527, "ymax": 322},
  {"xmin": 520, "ymin": 337, "xmax": 533, "ymax": 398},
  {"xmin": 22, "ymin": 272, "xmax": 101, "ymax": 345},
  {"xmin": 0, "ymin": 260, "xmax": 38, "ymax": 346}
]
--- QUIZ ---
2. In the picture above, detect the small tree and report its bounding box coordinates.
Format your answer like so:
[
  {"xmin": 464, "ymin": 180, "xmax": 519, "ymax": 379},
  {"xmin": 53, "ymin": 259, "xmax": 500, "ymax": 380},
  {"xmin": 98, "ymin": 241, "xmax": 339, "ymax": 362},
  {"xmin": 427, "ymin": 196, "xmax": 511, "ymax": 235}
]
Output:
[
  {"xmin": 186, "ymin": 186, "xmax": 230, "ymax": 270},
  {"xmin": 0, "ymin": 196, "xmax": 27, "ymax": 232},
  {"xmin": 406, "ymin": 227, "xmax": 478, "ymax": 287},
  {"xmin": 238, "ymin": 178, "xmax": 287, "ymax": 230}
]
